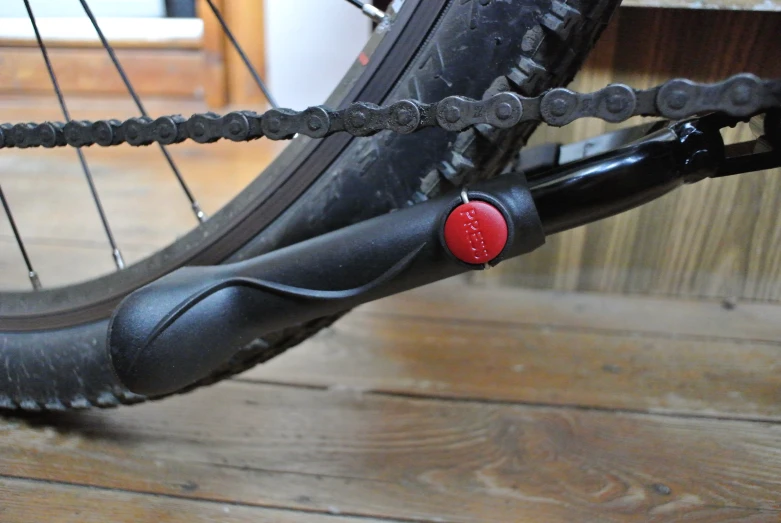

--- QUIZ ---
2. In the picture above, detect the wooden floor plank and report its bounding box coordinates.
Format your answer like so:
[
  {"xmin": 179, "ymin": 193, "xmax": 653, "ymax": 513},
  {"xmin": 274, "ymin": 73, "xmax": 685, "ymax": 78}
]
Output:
[
  {"xmin": 246, "ymin": 311, "xmax": 781, "ymax": 420},
  {"xmin": 359, "ymin": 281, "xmax": 781, "ymax": 343},
  {"xmin": 0, "ymin": 476, "xmax": 392, "ymax": 523},
  {"xmin": 1, "ymin": 381, "xmax": 781, "ymax": 523}
]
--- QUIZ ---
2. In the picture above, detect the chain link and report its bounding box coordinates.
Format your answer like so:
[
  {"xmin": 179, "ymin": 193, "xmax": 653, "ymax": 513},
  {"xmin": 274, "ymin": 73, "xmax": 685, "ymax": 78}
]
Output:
[{"xmin": 1, "ymin": 73, "xmax": 779, "ymax": 150}]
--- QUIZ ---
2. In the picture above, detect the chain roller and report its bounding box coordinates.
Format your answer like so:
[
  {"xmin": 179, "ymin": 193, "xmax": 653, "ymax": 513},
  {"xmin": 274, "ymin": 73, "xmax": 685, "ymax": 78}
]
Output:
[{"xmin": 0, "ymin": 73, "xmax": 778, "ymax": 150}]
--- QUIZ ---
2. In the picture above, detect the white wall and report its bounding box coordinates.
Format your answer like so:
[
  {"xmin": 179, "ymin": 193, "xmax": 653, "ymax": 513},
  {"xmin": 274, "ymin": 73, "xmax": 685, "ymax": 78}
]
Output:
[
  {"xmin": 0, "ymin": 0, "xmax": 164, "ymax": 18},
  {"xmin": 264, "ymin": 0, "xmax": 372, "ymax": 109}
]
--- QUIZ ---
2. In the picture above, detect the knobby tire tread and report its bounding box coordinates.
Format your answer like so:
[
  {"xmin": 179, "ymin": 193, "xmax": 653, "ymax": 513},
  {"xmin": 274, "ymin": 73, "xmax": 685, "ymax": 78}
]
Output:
[{"xmin": 0, "ymin": 0, "xmax": 620, "ymax": 410}]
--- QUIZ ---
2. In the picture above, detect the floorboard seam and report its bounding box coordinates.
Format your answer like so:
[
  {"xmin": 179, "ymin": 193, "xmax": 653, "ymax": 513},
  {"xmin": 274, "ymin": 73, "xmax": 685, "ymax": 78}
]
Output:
[
  {"xmin": 355, "ymin": 310, "xmax": 781, "ymax": 347},
  {"xmin": 0, "ymin": 473, "xmax": 428, "ymax": 523},
  {"xmin": 4, "ymin": 472, "xmax": 779, "ymax": 519},
  {"xmin": 210, "ymin": 461, "xmax": 400, "ymax": 485},
  {"xmin": 231, "ymin": 377, "xmax": 781, "ymax": 426}
]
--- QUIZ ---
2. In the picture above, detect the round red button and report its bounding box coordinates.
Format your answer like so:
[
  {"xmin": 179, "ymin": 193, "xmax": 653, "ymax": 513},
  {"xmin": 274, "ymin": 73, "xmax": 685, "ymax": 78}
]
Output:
[{"xmin": 443, "ymin": 200, "xmax": 508, "ymax": 265}]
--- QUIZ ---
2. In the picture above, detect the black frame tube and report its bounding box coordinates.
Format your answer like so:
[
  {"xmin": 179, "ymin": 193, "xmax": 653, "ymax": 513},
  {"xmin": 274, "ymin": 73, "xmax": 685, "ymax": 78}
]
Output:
[{"xmin": 529, "ymin": 120, "xmax": 728, "ymax": 235}]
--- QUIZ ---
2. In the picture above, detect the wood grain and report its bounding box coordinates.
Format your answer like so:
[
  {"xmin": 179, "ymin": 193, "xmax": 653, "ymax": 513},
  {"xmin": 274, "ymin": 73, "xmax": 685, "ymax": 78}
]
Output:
[
  {"xmin": 475, "ymin": 8, "xmax": 781, "ymax": 302},
  {"xmin": 245, "ymin": 308, "xmax": 781, "ymax": 420},
  {"xmin": 0, "ymin": 48, "xmax": 208, "ymax": 99},
  {"xmin": 222, "ymin": 0, "xmax": 269, "ymax": 106},
  {"xmin": 1, "ymin": 381, "xmax": 780, "ymax": 523},
  {"xmin": 197, "ymin": 0, "xmax": 228, "ymax": 108},
  {"xmin": 0, "ymin": 477, "xmax": 391, "ymax": 523},
  {"xmin": 0, "ymin": 37, "xmax": 202, "ymax": 50},
  {"xmin": 360, "ymin": 281, "xmax": 781, "ymax": 343}
]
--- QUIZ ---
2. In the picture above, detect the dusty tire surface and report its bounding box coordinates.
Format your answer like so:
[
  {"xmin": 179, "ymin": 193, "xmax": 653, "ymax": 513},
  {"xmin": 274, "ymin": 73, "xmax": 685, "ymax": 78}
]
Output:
[{"xmin": 0, "ymin": 0, "xmax": 620, "ymax": 410}]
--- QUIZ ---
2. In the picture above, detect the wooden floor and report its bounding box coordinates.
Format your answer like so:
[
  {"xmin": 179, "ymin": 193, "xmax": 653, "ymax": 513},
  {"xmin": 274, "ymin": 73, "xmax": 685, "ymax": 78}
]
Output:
[{"xmin": 2, "ymin": 281, "xmax": 781, "ymax": 522}]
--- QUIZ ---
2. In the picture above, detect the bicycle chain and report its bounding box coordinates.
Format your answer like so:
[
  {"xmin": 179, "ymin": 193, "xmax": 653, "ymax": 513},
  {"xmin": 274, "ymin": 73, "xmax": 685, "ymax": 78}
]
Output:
[{"xmin": 1, "ymin": 73, "xmax": 779, "ymax": 150}]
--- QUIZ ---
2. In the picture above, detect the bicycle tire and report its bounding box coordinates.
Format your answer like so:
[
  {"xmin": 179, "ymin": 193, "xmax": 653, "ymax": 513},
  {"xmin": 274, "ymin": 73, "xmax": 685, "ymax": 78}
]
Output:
[{"xmin": 0, "ymin": 0, "xmax": 620, "ymax": 411}]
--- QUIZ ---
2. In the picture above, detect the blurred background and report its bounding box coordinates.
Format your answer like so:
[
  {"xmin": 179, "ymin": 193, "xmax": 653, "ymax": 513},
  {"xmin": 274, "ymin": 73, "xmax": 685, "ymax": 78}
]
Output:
[
  {"xmin": 0, "ymin": 0, "xmax": 374, "ymax": 288},
  {"xmin": 0, "ymin": 0, "xmax": 372, "ymax": 108}
]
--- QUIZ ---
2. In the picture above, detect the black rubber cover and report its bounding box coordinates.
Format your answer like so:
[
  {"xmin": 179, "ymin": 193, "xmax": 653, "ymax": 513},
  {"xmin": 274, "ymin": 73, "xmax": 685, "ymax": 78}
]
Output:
[{"xmin": 108, "ymin": 173, "xmax": 544, "ymax": 396}]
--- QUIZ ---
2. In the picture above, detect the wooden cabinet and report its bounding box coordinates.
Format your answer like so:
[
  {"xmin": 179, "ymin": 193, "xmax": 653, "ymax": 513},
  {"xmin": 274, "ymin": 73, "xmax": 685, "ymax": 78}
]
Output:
[{"xmin": 0, "ymin": 0, "xmax": 268, "ymax": 109}]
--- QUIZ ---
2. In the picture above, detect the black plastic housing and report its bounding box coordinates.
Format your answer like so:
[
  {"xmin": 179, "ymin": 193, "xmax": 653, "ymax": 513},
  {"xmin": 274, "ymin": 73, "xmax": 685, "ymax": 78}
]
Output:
[{"xmin": 108, "ymin": 174, "xmax": 544, "ymax": 396}]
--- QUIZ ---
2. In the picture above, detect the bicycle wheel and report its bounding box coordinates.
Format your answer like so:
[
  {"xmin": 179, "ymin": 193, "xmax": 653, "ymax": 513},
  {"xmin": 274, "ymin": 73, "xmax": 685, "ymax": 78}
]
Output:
[{"xmin": 0, "ymin": 0, "xmax": 620, "ymax": 410}]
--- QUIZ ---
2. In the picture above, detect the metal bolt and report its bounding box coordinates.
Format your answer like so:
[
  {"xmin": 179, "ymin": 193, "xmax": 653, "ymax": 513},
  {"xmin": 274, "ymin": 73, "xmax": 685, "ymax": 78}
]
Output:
[
  {"xmin": 229, "ymin": 121, "xmax": 243, "ymax": 135},
  {"xmin": 550, "ymin": 98, "xmax": 569, "ymax": 117},
  {"xmin": 192, "ymin": 122, "xmax": 206, "ymax": 137},
  {"xmin": 444, "ymin": 105, "xmax": 462, "ymax": 124},
  {"xmin": 606, "ymin": 94, "xmax": 627, "ymax": 114},
  {"xmin": 667, "ymin": 90, "xmax": 688, "ymax": 110},
  {"xmin": 267, "ymin": 116, "xmax": 281, "ymax": 133},
  {"xmin": 39, "ymin": 126, "xmax": 53, "ymax": 142},
  {"xmin": 126, "ymin": 126, "xmax": 138, "ymax": 140},
  {"xmin": 350, "ymin": 110, "xmax": 367, "ymax": 128},
  {"xmin": 158, "ymin": 125, "xmax": 172, "ymax": 139},
  {"xmin": 308, "ymin": 116, "xmax": 322, "ymax": 131},
  {"xmin": 396, "ymin": 108, "xmax": 413, "ymax": 126},
  {"xmin": 495, "ymin": 102, "xmax": 513, "ymax": 120},
  {"xmin": 730, "ymin": 83, "xmax": 752, "ymax": 106}
]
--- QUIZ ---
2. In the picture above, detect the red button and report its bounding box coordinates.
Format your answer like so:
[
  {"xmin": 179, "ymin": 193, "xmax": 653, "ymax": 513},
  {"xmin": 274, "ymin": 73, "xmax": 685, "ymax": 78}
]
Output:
[{"xmin": 443, "ymin": 200, "xmax": 508, "ymax": 265}]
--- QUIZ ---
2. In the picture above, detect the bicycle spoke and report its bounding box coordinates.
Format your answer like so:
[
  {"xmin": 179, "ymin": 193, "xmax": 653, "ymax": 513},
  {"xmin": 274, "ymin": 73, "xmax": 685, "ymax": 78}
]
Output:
[
  {"xmin": 203, "ymin": 0, "xmax": 278, "ymax": 109},
  {"xmin": 78, "ymin": 0, "xmax": 206, "ymax": 223},
  {"xmin": 0, "ymin": 186, "xmax": 41, "ymax": 290},
  {"xmin": 343, "ymin": 0, "xmax": 386, "ymax": 22},
  {"xmin": 23, "ymin": 0, "xmax": 125, "ymax": 270}
]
